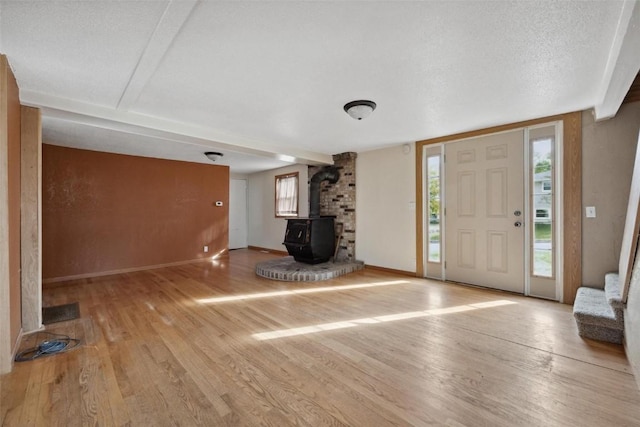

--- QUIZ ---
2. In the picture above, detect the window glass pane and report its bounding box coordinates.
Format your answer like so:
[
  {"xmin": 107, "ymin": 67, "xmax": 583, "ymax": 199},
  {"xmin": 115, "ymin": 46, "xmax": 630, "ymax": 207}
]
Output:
[
  {"xmin": 427, "ymin": 155, "xmax": 441, "ymax": 262},
  {"xmin": 535, "ymin": 209, "xmax": 549, "ymax": 218},
  {"xmin": 275, "ymin": 173, "xmax": 298, "ymax": 217},
  {"xmin": 532, "ymin": 137, "xmax": 553, "ymax": 277}
]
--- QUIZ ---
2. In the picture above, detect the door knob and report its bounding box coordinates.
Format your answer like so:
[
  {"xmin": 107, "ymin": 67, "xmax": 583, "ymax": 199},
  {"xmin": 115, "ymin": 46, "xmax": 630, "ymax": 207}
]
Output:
[
  {"xmin": 514, "ymin": 210, "xmax": 522, "ymax": 217},
  {"xmin": 514, "ymin": 221, "xmax": 522, "ymax": 227}
]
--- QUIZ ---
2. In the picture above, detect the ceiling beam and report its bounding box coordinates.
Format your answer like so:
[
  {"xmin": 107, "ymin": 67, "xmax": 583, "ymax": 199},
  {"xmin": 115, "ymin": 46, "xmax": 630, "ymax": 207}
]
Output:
[
  {"xmin": 117, "ymin": 0, "xmax": 199, "ymax": 111},
  {"xmin": 21, "ymin": 90, "xmax": 333, "ymax": 165},
  {"xmin": 594, "ymin": 0, "xmax": 640, "ymax": 120}
]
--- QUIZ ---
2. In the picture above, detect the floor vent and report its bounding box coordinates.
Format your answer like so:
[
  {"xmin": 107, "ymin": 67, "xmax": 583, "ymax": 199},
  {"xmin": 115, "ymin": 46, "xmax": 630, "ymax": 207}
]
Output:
[{"xmin": 42, "ymin": 302, "xmax": 80, "ymax": 325}]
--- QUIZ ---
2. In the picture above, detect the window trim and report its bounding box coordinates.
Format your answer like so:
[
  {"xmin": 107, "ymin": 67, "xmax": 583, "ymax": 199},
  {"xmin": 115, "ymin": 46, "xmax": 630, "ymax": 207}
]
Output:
[{"xmin": 275, "ymin": 172, "xmax": 299, "ymax": 218}]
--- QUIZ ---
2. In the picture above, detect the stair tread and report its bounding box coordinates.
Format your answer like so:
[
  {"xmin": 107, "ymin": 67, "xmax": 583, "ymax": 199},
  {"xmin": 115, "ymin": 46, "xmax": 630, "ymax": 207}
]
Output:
[
  {"xmin": 604, "ymin": 272, "xmax": 624, "ymax": 307},
  {"xmin": 573, "ymin": 286, "xmax": 623, "ymax": 330}
]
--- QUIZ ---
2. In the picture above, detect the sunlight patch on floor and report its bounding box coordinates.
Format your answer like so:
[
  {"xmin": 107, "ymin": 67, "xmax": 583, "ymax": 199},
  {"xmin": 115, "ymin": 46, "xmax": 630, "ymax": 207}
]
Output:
[
  {"xmin": 206, "ymin": 250, "xmax": 227, "ymax": 266},
  {"xmin": 252, "ymin": 299, "xmax": 517, "ymax": 340},
  {"xmin": 196, "ymin": 280, "xmax": 411, "ymax": 304}
]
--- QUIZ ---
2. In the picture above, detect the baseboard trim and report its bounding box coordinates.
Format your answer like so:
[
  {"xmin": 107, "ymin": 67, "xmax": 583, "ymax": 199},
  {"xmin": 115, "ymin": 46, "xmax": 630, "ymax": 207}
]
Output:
[
  {"xmin": 364, "ymin": 264, "xmax": 417, "ymax": 277},
  {"xmin": 43, "ymin": 254, "xmax": 228, "ymax": 285},
  {"xmin": 22, "ymin": 324, "xmax": 45, "ymax": 335},
  {"xmin": 11, "ymin": 328, "xmax": 24, "ymax": 370},
  {"xmin": 248, "ymin": 246, "xmax": 288, "ymax": 256}
]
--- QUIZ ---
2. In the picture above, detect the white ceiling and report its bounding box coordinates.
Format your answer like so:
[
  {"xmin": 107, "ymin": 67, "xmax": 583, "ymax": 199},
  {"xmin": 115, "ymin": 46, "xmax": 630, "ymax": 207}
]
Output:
[{"xmin": 1, "ymin": 1, "xmax": 640, "ymax": 174}]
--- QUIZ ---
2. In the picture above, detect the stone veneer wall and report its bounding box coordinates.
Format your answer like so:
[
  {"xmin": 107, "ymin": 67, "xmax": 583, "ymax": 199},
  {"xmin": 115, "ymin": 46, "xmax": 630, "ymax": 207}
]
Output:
[{"xmin": 308, "ymin": 152, "xmax": 357, "ymax": 261}]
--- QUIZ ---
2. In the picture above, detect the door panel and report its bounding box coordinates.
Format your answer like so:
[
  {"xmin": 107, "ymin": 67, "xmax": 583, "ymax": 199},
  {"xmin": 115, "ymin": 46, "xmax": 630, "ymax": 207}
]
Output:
[
  {"xmin": 487, "ymin": 231, "xmax": 508, "ymax": 273},
  {"xmin": 487, "ymin": 168, "xmax": 508, "ymax": 217},
  {"xmin": 445, "ymin": 130, "xmax": 524, "ymax": 293},
  {"xmin": 457, "ymin": 171, "xmax": 476, "ymax": 216},
  {"xmin": 457, "ymin": 230, "xmax": 476, "ymax": 268}
]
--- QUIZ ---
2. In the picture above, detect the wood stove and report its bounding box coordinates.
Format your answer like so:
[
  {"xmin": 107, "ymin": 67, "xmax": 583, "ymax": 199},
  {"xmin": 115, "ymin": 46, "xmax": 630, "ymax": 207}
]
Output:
[{"xmin": 283, "ymin": 217, "xmax": 335, "ymax": 264}]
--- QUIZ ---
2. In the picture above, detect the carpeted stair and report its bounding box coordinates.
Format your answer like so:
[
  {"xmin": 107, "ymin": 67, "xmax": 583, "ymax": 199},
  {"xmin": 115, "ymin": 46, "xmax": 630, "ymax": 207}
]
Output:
[{"xmin": 573, "ymin": 272, "xmax": 624, "ymax": 344}]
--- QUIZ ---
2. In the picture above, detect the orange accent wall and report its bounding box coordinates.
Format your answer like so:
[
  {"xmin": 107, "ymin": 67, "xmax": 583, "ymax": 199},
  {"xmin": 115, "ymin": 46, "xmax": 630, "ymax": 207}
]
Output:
[{"xmin": 43, "ymin": 145, "xmax": 229, "ymax": 280}]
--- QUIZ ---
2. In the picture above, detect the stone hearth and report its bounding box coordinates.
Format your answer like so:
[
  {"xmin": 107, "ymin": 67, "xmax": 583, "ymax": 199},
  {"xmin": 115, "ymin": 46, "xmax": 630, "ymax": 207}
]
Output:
[{"xmin": 256, "ymin": 256, "xmax": 364, "ymax": 281}]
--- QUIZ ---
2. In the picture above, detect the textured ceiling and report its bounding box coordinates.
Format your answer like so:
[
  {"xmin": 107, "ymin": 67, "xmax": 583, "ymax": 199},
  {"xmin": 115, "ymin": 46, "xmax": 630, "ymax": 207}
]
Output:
[{"xmin": 1, "ymin": 1, "xmax": 639, "ymax": 173}]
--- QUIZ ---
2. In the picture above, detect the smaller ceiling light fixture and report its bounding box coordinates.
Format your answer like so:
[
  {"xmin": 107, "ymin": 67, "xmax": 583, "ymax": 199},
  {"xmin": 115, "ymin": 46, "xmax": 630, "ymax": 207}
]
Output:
[
  {"xmin": 344, "ymin": 100, "xmax": 376, "ymax": 120},
  {"xmin": 205, "ymin": 151, "xmax": 224, "ymax": 162}
]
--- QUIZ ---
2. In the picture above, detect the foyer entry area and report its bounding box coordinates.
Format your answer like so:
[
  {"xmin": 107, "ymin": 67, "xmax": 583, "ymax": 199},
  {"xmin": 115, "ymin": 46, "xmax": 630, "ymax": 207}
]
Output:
[
  {"xmin": 420, "ymin": 122, "xmax": 562, "ymax": 300},
  {"xmin": 415, "ymin": 112, "xmax": 582, "ymax": 304}
]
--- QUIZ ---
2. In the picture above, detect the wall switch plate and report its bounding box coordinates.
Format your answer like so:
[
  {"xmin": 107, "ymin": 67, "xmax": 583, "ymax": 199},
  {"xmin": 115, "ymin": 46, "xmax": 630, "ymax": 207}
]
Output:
[
  {"xmin": 585, "ymin": 206, "xmax": 596, "ymax": 218},
  {"xmin": 204, "ymin": 245, "xmax": 209, "ymax": 252}
]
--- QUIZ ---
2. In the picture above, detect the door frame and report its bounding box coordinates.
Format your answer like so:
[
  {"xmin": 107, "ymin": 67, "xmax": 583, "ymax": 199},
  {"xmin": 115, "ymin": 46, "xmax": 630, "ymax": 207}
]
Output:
[
  {"xmin": 229, "ymin": 178, "xmax": 248, "ymax": 249},
  {"xmin": 416, "ymin": 112, "xmax": 582, "ymax": 304}
]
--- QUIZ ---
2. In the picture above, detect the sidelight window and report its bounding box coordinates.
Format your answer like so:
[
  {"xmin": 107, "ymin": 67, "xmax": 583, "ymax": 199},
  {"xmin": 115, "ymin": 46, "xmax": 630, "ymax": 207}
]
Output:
[
  {"xmin": 427, "ymin": 155, "xmax": 441, "ymax": 263},
  {"xmin": 531, "ymin": 136, "xmax": 554, "ymax": 278}
]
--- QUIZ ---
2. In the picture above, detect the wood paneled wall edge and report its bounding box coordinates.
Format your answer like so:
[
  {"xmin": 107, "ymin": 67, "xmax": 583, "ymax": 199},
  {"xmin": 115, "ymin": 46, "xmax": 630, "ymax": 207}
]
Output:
[
  {"xmin": 0, "ymin": 53, "xmax": 22, "ymax": 374},
  {"xmin": 561, "ymin": 112, "xmax": 582, "ymax": 304},
  {"xmin": 20, "ymin": 106, "xmax": 42, "ymax": 332}
]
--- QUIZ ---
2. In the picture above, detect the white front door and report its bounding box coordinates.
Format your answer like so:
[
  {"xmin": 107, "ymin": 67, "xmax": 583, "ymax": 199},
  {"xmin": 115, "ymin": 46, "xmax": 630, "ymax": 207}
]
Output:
[
  {"xmin": 229, "ymin": 179, "xmax": 248, "ymax": 249},
  {"xmin": 444, "ymin": 130, "xmax": 525, "ymax": 293}
]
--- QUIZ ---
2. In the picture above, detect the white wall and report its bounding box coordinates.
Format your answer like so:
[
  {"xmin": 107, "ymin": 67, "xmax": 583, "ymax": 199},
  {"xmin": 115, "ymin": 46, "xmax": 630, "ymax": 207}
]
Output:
[
  {"xmin": 247, "ymin": 164, "xmax": 309, "ymax": 251},
  {"xmin": 582, "ymin": 102, "xmax": 640, "ymax": 285},
  {"xmin": 230, "ymin": 172, "xmax": 249, "ymax": 180},
  {"xmin": 356, "ymin": 144, "xmax": 416, "ymax": 272},
  {"xmin": 581, "ymin": 101, "xmax": 640, "ymax": 387}
]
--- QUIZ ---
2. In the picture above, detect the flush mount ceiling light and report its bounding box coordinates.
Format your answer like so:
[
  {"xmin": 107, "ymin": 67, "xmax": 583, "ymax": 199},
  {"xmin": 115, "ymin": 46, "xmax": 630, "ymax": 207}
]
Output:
[
  {"xmin": 204, "ymin": 151, "xmax": 224, "ymax": 162},
  {"xmin": 344, "ymin": 100, "xmax": 377, "ymax": 120}
]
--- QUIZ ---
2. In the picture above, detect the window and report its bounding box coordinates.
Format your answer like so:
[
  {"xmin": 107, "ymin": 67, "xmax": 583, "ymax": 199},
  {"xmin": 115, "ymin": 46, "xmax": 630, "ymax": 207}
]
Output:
[
  {"xmin": 427, "ymin": 155, "xmax": 441, "ymax": 263},
  {"xmin": 275, "ymin": 172, "xmax": 299, "ymax": 217},
  {"xmin": 531, "ymin": 136, "xmax": 554, "ymax": 278}
]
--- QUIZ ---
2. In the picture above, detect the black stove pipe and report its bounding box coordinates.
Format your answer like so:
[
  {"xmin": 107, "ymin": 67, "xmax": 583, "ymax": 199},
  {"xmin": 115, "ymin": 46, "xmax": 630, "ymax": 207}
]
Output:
[{"xmin": 309, "ymin": 166, "xmax": 340, "ymax": 217}]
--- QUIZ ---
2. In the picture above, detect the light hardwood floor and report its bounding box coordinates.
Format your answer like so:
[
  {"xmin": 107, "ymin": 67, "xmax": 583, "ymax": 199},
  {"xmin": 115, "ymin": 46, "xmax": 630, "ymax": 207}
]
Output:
[{"xmin": 2, "ymin": 249, "xmax": 640, "ymax": 426}]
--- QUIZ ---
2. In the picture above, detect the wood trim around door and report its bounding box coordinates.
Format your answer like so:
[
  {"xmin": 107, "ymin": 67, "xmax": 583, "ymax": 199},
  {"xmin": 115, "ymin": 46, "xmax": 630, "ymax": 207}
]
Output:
[
  {"xmin": 415, "ymin": 111, "xmax": 582, "ymax": 304},
  {"xmin": 561, "ymin": 112, "xmax": 582, "ymax": 304}
]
